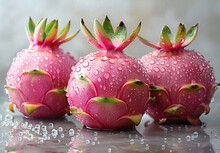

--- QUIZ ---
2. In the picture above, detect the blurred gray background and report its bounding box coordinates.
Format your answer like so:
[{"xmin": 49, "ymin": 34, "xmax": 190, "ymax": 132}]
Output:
[{"xmin": 0, "ymin": 0, "xmax": 220, "ymax": 97}]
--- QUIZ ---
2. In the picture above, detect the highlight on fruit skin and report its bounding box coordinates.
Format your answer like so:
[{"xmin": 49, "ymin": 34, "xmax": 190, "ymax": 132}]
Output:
[
  {"xmin": 139, "ymin": 23, "xmax": 218, "ymax": 125},
  {"xmin": 67, "ymin": 16, "xmax": 150, "ymax": 130},
  {"xmin": 5, "ymin": 18, "xmax": 79, "ymax": 118}
]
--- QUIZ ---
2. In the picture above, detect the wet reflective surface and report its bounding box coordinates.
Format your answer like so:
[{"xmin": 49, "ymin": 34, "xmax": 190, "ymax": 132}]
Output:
[{"xmin": 0, "ymin": 93, "xmax": 220, "ymax": 153}]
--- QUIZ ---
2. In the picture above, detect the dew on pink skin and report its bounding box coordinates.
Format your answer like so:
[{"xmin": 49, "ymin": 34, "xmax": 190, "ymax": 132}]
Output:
[
  {"xmin": 94, "ymin": 70, "xmax": 99, "ymax": 75},
  {"xmin": 56, "ymin": 69, "xmax": 60, "ymax": 74},
  {"xmin": 98, "ymin": 77, "xmax": 102, "ymax": 82},
  {"xmin": 76, "ymin": 67, "xmax": 81, "ymax": 72},
  {"xmin": 133, "ymin": 64, "xmax": 137, "ymax": 69},
  {"xmin": 109, "ymin": 59, "xmax": 115, "ymax": 64},
  {"xmin": 101, "ymin": 56, "xmax": 108, "ymax": 61},
  {"xmin": 154, "ymin": 67, "xmax": 159, "ymax": 72},
  {"xmin": 184, "ymin": 64, "xmax": 188, "ymax": 68},
  {"xmin": 199, "ymin": 65, "xmax": 204, "ymax": 71},
  {"xmin": 104, "ymin": 72, "xmax": 110, "ymax": 79},
  {"xmin": 160, "ymin": 67, "xmax": 165, "ymax": 72},
  {"xmin": 83, "ymin": 62, "xmax": 89, "ymax": 67},
  {"xmin": 124, "ymin": 58, "xmax": 129, "ymax": 62},
  {"xmin": 150, "ymin": 61, "xmax": 155, "ymax": 65},
  {"xmin": 117, "ymin": 67, "xmax": 122, "ymax": 71},
  {"xmin": 89, "ymin": 56, "xmax": 95, "ymax": 61}
]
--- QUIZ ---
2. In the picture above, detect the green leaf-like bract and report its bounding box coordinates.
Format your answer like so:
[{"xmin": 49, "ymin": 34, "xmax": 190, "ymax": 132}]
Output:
[
  {"xmin": 26, "ymin": 17, "xmax": 79, "ymax": 47},
  {"xmin": 138, "ymin": 23, "xmax": 198, "ymax": 52},
  {"xmin": 80, "ymin": 16, "xmax": 141, "ymax": 51}
]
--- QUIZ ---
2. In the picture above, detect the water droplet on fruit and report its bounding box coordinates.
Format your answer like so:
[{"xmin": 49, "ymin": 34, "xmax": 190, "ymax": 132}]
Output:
[
  {"xmin": 76, "ymin": 67, "xmax": 81, "ymax": 72},
  {"xmin": 98, "ymin": 77, "xmax": 101, "ymax": 82},
  {"xmin": 56, "ymin": 69, "xmax": 60, "ymax": 74},
  {"xmin": 101, "ymin": 56, "xmax": 108, "ymax": 61},
  {"xmin": 104, "ymin": 73, "xmax": 110, "ymax": 79},
  {"xmin": 124, "ymin": 58, "xmax": 129, "ymax": 62},
  {"xmin": 89, "ymin": 56, "xmax": 95, "ymax": 61},
  {"xmin": 117, "ymin": 67, "xmax": 122, "ymax": 71},
  {"xmin": 150, "ymin": 61, "xmax": 155, "ymax": 64},
  {"xmin": 45, "ymin": 57, "xmax": 49, "ymax": 60},
  {"xmin": 160, "ymin": 67, "xmax": 165, "ymax": 72},
  {"xmin": 121, "ymin": 62, "xmax": 125, "ymax": 66},
  {"xmin": 173, "ymin": 61, "xmax": 177, "ymax": 65},
  {"xmin": 154, "ymin": 67, "xmax": 159, "ymax": 72},
  {"xmin": 109, "ymin": 59, "xmax": 115, "ymax": 64},
  {"xmin": 94, "ymin": 70, "xmax": 99, "ymax": 75},
  {"xmin": 199, "ymin": 65, "xmax": 203, "ymax": 71},
  {"xmin": 184, "ymin": 64, "xmax": 188, "ymax": 68},
  {"xmin": 83, "ymin": 62, "xmax": 89, "ymax": 67},
  {"xmin": 79, "ymin": 58, "xmax": 84, "ymax": 63}
]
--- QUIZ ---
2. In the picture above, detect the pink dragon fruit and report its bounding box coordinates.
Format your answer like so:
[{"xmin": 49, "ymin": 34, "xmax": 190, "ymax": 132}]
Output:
[
  {"xmin": 66, "ymin": 17, "xmax": 150, "ymax": 130},
  {"xmin": 139, "ymin": 23, "xmax": 218, "ymax": 125},
  {"xmin": 5, "ymin": 18, "xmax": 79, "ymax": 118}
]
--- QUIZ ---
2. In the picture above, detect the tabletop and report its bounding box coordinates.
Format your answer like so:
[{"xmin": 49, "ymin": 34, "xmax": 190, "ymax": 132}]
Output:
[{"xmin": 0, "ymin": 92, "xmax": 219, "ymax": 153}]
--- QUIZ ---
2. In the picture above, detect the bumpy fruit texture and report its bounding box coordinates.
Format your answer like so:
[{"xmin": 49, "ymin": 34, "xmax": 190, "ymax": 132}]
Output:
[
  {"xmin": 5, "ymin": 18, "xmax": 79, "ymax": 118},
  {"xmin": 67, "ymin": 17, "xmax": 150, "ymax": 130},
  {"xmin": 139, "ymin": 24, "xmax": 218, "ymax": 125}
]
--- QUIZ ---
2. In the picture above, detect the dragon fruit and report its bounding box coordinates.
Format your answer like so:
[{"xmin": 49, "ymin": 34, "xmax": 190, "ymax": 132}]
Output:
[
  {"xmin": 139, "ymin": 23, "xmax": 218, "ymax": 125},
  {"xmin": 66, "ymin": 16, "xmax": 150, "ymax": 130},
  {"xmin": 5, "ymin": 18, "xmax": 79, "ymax": 118}
]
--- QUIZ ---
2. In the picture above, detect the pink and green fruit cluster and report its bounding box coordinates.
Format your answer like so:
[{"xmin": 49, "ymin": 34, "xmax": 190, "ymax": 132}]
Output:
[{"xmin": 5, "ymin": 17, "xmax": 218, "ymax": 130}]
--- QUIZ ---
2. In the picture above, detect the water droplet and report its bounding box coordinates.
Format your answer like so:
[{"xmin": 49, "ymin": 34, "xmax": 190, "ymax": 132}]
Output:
[
  {"xmin": 56, "ymin": 69, "xmax": 60, "ymax": 74},
  {"xmin": 117, "ymin": 67, "xmax": 122, "ymax": 71},
  {"xmin": 154, "ymin": 67, "xmax": 159, "ymax": 72},
  {"xmin": 160, "ymin": 67, "xmax": 165, "ymax": 72},
  {"xmin": 122, "ymin": 58, "xmax": 128, "ymax": 62},
  {"xmin": 173, "ymin": 61, "xmax": 177, "ymax": 65},
  {"xmin": 109, "ymin": 59, "xmax": 115, "ymax": 64},
  {"xmin": 145, "ymin": 144, "xmax": 149, "ymax": 150},
  {"xmin": 86, "ymin": 139, "xmax": 90, "ymax": 144},
  {"xmin": 164, "ymin": 138, "xmax": 167, "ymax": 143},
  {"xmin": 69, "ymin": 129, "xmax": 75, "ymax": 136},
  {"xmin": 83, "ymin": 62, "xmax": 89, "ymax": 67},
  {"xmin": 104, "ymin": 73, "xmax": 110, "ymax": 79},
  {"xmin": 79, "ymin": 58, "xmax": 84, "ymax": 63},
  {"xmin": 177, "ymin": 138, "xmax": 181, "ymax": 143},
  {"xmin": 51, "ymin": 129, "xmax": 58, "ymax": 136},
  {"xmin": 161, "ymin": 144, "xmax": 166, "ymax": 150},
  {"xmin": 89, "ymin": 56, "xmax": 95, "ymax": 61},
  {"xmin": 45, "ymin": 57, "xmax": 49, "ymax": 60},
  {"xmin": 94, "ymin": 70, "xmax": 99, "ymax": 75},
  {"xmin": 192, "ymin": 132, "xmax": 199, "ymax": 138},
  {"xmin": 184, "ymin": 64, "xmax": 188, "ymax": 68},
  {"xmin": 186, "ymin": 135, "xmax": 191, "ymax": 141},
  {"xmin": 101, "ymin": 56, "xmax": 108, "ymax": 61},
  {"xmin": 98, "ymin": 77, "xmax": 101, "ymax": 82},
  {"xmin": 130, "ymin": 139, "xmax": 135, "ymax": 145},
  {"xmin": 150, "ymin": 61, "xmax": 155, "ymax": 64},
  {"xmin": 76, "ymin": 67, "xmax": 81, "ymax": 72},
  {"xmin": 199, "ymin": 65, "xmax": 203, "ymax": 71}
]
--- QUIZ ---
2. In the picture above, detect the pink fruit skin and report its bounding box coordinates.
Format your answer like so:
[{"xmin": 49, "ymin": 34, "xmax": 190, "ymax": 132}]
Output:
[
  {"xmin": 141, "ymin": 49, "xmax": 216, "ymax": 124},
  {"xmin": 5, "ymin": 18, "xmax": 79, "ymax": 118},
  {"xmin": 6, "ymin": 46, "xmax": 76, "ymax": 118},
  {"xmin": 67, "ymin": 50, "xmax": 149, "ymax": 129}
]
